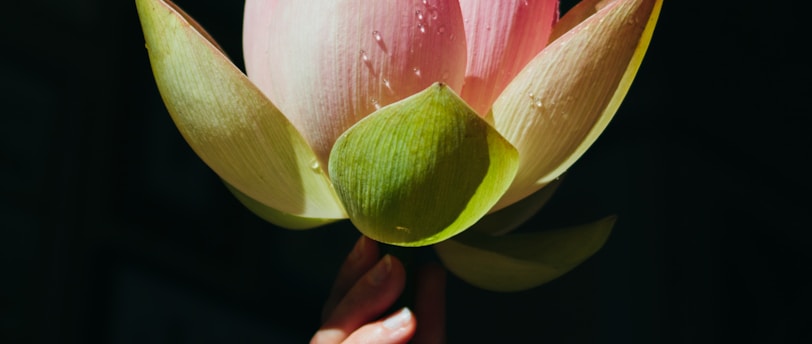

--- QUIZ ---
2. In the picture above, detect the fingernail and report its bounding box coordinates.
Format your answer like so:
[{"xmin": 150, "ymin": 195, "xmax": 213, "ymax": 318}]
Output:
[
  {"xmin": 367, "ymin": 255, "xmax": 392, "ymax": 286},
  {"xmin": 351, "ymin": 236, "xmax": 366, "ymax": 262},
  {"xmin": 383, "ymin": 307, "xmax": 412, "ymax": 330}
]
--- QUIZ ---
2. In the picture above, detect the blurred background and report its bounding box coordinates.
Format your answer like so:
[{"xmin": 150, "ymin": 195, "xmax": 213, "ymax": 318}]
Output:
[{"xmin": 2, "ymin": 0, "xmax": 809, "ymax": 343}]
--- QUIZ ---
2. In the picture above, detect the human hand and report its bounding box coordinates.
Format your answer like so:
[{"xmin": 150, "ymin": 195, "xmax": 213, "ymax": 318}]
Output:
[{"xmin": 311, "ymin": 236, "xmax": 446, "ymax": 344}]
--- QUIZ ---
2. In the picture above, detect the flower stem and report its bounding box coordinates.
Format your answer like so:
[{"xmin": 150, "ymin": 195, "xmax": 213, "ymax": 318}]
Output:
[{"xmin": 382, "ymin": 244, "xmax": 417, "ymax": 313}]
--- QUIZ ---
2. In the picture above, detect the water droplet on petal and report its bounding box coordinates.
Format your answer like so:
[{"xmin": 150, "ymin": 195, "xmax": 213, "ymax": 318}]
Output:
[
  {"xmin": 449, "ymin": 33, "xmax": 456, "ymax": 41},
  {"xmin": 360, "ymin": 49, "xmax": 369, "ymax": 63},
  {"xmin": 436, "ymin": 25, "xmax": 445, "ymax": 35},
  {"xmin": 527, "ymin": 92, "xmax": 543, "ymax": 109},
  {"xmin": 412, "ymin": 67, "xmax": 422, "ymax": 77},
  {"xmin": 415, "ymin": 9, "xmax": 424, "ymax": 21},
  {"xmin": 372, "ymin": 30, "xmax": 382, "ymax": 42},
  {"xmin": 370, "ymin": 97, "xmax": 381, "ymax": 110},
  {"xmin": 310, "ymin": 159, "xmax": 320, "ymax": 171},
  {"xmin": 533, "ymin": 96, "xmax": 543, "ymax": 109},
  {"xmin": 430, "ymin": 9, "xmax": 439, "ymax": 20},
  {"xmin": 417, "ymin": 23, "xmax": 426, "ymax": 33}
]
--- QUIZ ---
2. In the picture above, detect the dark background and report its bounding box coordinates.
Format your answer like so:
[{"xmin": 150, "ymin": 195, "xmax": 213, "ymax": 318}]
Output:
[{"xmin": 2, "ymin": 1, "xmax": 809, "ymax": 343}]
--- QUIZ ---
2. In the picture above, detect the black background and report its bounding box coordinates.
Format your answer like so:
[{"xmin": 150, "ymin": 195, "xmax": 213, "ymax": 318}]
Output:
[{"xmin": 2, "ymin": 1, "xmax": 809, "ymax": 343}]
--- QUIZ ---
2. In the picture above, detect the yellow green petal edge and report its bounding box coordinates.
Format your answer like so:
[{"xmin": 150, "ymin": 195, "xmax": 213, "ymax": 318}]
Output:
[
  {"xmin": 434, "ymin": 216, "xmax": 615, "ymax": 292},
  {"xmin": 541, "ymin": 0, "xmax": 663, "ymax": 185},
  {"xmin": 135, "ymin": 0, "xmax": 346, "ymax": 221}
]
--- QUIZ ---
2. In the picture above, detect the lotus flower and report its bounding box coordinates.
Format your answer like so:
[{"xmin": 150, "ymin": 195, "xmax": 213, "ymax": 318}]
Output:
[{"xmin": 136, "ymin": 0, "xmax": 660, "ymax": 291}]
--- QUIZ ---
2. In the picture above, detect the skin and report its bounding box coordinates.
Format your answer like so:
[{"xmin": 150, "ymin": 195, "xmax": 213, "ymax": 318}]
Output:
[{"xmin": 311, "ymin": 236, "xmax": 447, "ymax": 344}]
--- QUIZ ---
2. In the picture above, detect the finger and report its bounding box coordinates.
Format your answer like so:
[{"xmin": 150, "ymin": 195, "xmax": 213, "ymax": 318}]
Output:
[
  {"xmin": 322, "ymin": 236, "xmax": 380, "ymax": 321},
  {"xmin": 412, "ymin": 263, "xmax": 447, "ymax": 344},
  {"xmin": 312, "ymin": 255, "xmax": 406, "ymax": 344},
  {"xmin": 340, "ymin": 307, "xmax": 416, "ymax": 344}
]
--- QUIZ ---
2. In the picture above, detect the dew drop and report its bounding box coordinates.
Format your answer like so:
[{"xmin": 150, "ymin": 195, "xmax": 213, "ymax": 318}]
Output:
[
  {"xmin": 523, "ymin": 0, "xmax": 529, "ymax": 6},
  {"xmin": 360, "ymin": 49, "xmax": 369, "ymax": 63},
  {"xmin": 527, "ymin": 92, "xmax": 543, "ymax": 109},
  {"xmin": 415, "ymin": 9, "xmax": 424, "ymax": 21},
  {"xmin": 372, "ymin": 30, "xmax": 382, "ymax": 42},
  {"xmin": 436, "ymin": 25, "xmax": 446, "ymax": 35},
  {"xmin": 370, "ymin": 97, "xmax": 381, "ymax": 110},
  {"xmin": 412, "ymin": 67, "xmax": 422, "ymax": 77},
  {"xmin": 310, "ymin": 159, "xmax": 320, "ymax": 171},
  {"xmin": 383, "ymin": 78, "xmax": 392, "ymax": 90},
  {"xmin": 417, "ymin": 23, "xmax": 426, "ymax": 33},
  {"xmin": 430, "ymin": 9, "xmax": 439, "ymax": 20},
  {"xmin": 449, "ymin": 33, "xmax": 456, "ymax": 41},
  {"xmin": 533, "ymin": 96, "xmax": 543, "ymax": 109}
]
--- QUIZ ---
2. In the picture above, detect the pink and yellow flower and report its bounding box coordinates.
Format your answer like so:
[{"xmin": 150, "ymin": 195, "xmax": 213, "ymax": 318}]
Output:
[{"xmin": 137, "ymin": 0, "xmax": 660, "ymax": 291}]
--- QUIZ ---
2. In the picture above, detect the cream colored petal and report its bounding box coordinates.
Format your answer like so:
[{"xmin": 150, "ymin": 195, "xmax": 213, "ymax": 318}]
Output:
[
  {"xmin": 136, "ymin": 0, "xmax": 346, "ymax": 220},
  {"xmin": 491, "ymin": 0, "xmax": 662, "ymax": 210}
]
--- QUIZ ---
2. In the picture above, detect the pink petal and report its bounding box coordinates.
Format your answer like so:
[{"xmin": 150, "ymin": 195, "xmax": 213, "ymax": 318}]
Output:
[
  {"xmin": 243, "ymin": 0, "xmax": 467, "ymax": 164},
  {"xmin": 458, "ymin": 0, "xmax": 558, "ymax": 116}
]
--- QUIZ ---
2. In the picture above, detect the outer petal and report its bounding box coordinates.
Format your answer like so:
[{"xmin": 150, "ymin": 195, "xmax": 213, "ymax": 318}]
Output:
[
  {"xmin": 435, "ymin": 216, "xmax": 615, "ymax": 292},
  {"xmin": 491, "ymin": 0, "xmax": 662, "ymax": 210},
  {"xmin": 243, "ymin": 0, "xmax": 467, "ymax": 165},
  {"xmin": 471, "ymin": 177, "xmax": 562, "ymax": 235},
  {"xmin": 458, "ymin": 0, "xmax": 558, "ymax": 116},
  {"xmin": 225, "ymin": 183, "xmax": 338, "ymax": 229},
  {"xmin": 136, "ymin": 0, "xmax": 346, "ymax": 220},
  {"xmin": 329, "ymin": 84, "xmax": 519, "ymax": 247}
]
